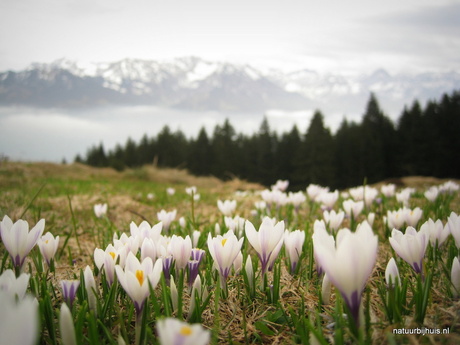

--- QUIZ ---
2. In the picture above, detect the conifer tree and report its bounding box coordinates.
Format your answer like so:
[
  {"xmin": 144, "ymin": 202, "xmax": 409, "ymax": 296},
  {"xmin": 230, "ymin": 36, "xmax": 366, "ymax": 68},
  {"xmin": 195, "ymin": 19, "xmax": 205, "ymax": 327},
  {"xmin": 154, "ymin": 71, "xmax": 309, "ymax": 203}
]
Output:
[
  {"xmin": 297, "ymin": 110, "xmax": 335, "ymax": 187},
  {"xmin": 275, "ymin": 125, "xmax": 302, "ymax": 189},
  {"xmin": 211, "ymin": 119, "xmax": 239, "ymax": 179},
  {"xmin": 188, "ymin": 127, "xmax": 213, "ymax": 176},
  {"xmin": 358, "ymin": 93, "xmax": 396, "ymax": 183}
]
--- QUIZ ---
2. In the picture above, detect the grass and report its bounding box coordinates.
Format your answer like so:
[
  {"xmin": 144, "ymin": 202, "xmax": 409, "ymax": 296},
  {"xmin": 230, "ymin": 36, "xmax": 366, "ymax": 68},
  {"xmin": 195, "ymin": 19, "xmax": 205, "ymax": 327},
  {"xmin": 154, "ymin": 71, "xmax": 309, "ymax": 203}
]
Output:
[{"xmin": 0, "ymin": 161, "xmax": 460, "ymax": 344}]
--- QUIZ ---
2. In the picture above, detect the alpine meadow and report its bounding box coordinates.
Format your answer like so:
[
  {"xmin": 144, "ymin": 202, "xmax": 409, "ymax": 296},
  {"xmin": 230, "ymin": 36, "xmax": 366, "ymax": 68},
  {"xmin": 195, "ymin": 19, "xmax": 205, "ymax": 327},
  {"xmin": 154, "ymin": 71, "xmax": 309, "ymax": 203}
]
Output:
[{"xmin": 1, "ymin": 89, "xmax": 460, "ymax": 344}]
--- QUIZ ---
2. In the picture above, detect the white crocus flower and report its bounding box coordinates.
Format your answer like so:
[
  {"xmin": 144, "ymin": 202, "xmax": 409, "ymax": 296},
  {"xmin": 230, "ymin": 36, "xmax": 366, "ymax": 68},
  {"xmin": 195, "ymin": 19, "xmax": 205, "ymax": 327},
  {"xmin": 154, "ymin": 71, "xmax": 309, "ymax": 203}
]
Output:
[
  {"xmin": 217, "ymin": 200, "xmax": 237, "ymax": 217},
  {"xmin": 424, "ymin": 186, "xmax": 439, "ymax": 202},
  {"xmin": 140, "ymin": 238, "xmax": 157, "ymax": 262},
  {"xmin": 0, "ymin": 215, "xmax": 45, "ymax": 270},
  {"xmin": 207, "ymin": 230, "xmax": 243, "ymax": 284},
  {"xmin": 245, "ymin": 217, "xmax": 284, "ymax": 276},
  {"xmin": 169, "ymin": 235, "xmax": 192, "ymax": 270},
  {"xmin": 404, "ymin": 207, "xmax": 423, "ymax": 227},
  {"xmin": 317, "ymin": 190, "xmax": 339, "ymax": 210},
  {"xmin": 37, "ymin": 232, "xmax": 60, "ymax": 266},
  {"xmin": 396, "ymin": 188, "xmax": 415, "ymax": 207},
  {"xmin": 386, "ymin": 209, "xmax": 406, "ymax": 230},
  {"xmin": 323, "ymin": 210, "xmax": 345, "ymax": 232},
  {"xmin": 389, "ymin": 226, "xmax": 428, "ymax": 274},
  {"xmin": 94, "ymin": 244, "xmax": 127, "ymax": 285},
  {"xmin": 312, "ymin": 220, "xmax": 334, "ymax": 276},
  {"xmin": 306, "ymin": 184, "xmax": 329, "ymax": 202},
  {"xmin": 0, "ymin": 292, "xmax": 38, "ymax": 345},
  {"xmin": 185, "ymin": 186, "xmax": 197, "ymax": 196},
  {"xmin": 313, "ymin": 221, "xmax": 378, "ymax": 325},
  {"xmin": 0, "ymin": 269, "xmax": 30, "ymax": 300},
  {"xmin": 440, "ymin": 181, "xmax": 459, "ymax": 193},
  {"xmin": 115, "ymin": 252, "xmax": 163, "ymax": 316},
  {"xmin": 342, "ymin": 199, "xmax": 364, "ymax": 219},
  {"xmin": 421, "ymin": 218, "xmax": 450, "ymax": 247},
  {"xmin": 156, "ymin": 317, "xmax": 210, "ymax": 345},
  {"xmin": 224, "ymin": 216, "xmax": 246, "ymax": 238},
  {"xmin": 448, "ymin": 212, "xmax": 460, "ymax": 249},
  {"xmin": 284, "ymin": 230, "xmax": 305, "ymax": 274},
  {"xmin": 288, "ymin": 191, "xmax": 306, "ymax": 211},
  {"xmin": 157, "ymin": 210, "xmax": 177, "ymax": 232},
  {"xmin": 93, "ymin": 203, "xmax": 107, "ymax": 218},
  {"xmin": 381, "ymin": 184, "xmax": 396, "ymax": 198},
  {"xmin": 272, "ymin": 179, "xmax": 289, "ymax": 191},
  {"xmin": 130, "ymin": 220, "xmax": 163, "ymax": 242},
  {"xmin": 114, "ymin": 233, "xmax": 140, "ymax": 255}
]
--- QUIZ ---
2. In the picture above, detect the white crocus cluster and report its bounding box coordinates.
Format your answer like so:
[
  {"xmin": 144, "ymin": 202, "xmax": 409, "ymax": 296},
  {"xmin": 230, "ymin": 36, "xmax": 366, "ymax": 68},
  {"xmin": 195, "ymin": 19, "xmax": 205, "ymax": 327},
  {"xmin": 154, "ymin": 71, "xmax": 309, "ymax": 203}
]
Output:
[
  {"xmin": 348, "ymin": 185, "xmax": 379, "ymax": 207},
  {"xmin": 306, "ymin": 184, "xmax": 329, "ymax": 202},
  {"xmin": 386, "ymin": 207, "xmax": 423, "ymax": 230},
  {"xmin": 92, "ymin": 218, "xmax": 208, "ymax": 318}
]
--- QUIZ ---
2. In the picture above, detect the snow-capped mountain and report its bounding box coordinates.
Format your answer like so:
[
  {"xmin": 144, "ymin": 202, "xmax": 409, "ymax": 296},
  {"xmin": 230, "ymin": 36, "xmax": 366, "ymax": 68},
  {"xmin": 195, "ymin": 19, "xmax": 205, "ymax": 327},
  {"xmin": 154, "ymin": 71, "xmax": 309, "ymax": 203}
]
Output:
[{"xmin": 1, "ymin": 57, "xmax": 459, "ymax": 116}]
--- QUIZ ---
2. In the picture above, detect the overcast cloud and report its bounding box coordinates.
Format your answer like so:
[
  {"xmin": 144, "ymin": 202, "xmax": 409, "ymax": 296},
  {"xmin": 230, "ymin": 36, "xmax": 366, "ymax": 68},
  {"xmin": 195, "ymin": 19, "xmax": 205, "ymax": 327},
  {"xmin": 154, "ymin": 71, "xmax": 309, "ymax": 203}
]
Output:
[{"xmin": 1, "ymin": 0, "xmax": 459, "ymax": 74}]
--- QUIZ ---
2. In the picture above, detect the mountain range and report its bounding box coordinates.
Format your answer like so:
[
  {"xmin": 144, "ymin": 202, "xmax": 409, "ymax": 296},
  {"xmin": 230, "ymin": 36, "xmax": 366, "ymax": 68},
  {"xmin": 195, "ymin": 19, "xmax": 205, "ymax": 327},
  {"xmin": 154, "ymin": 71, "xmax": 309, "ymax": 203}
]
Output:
[{"xmin": 1, "ymin": 56, "xmax": 459, "ymax": 117}]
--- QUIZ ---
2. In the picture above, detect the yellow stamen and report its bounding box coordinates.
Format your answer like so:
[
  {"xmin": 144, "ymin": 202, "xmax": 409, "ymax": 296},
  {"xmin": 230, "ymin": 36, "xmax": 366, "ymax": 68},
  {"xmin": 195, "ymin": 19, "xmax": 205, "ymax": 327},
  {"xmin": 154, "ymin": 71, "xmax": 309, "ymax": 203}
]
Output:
[
  {"xmin": 180, "ymin": 326, "xmax": 193, "ymax": 336},
  {"xmin": 135, "ymin": 270, "xmax": 144, "ymax": 286},
  {"xmin": 45, "ymin": 240, "xmax": 49, "ymax": 244},
  {"xmin": 221, "ymin": 238, "xmax": 228, "ymax": 246},
  {"xmin": 109, "ymin": 252, "xmax": 116, "ymax": 260}
]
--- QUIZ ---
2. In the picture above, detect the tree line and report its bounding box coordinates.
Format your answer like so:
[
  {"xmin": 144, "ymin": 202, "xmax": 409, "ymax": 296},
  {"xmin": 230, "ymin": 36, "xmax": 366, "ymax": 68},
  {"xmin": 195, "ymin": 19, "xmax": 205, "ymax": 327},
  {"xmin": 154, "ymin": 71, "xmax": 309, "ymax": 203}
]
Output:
[{"xmin": 76, "ymin": 90, "xmax": 460, "ymax": 190}]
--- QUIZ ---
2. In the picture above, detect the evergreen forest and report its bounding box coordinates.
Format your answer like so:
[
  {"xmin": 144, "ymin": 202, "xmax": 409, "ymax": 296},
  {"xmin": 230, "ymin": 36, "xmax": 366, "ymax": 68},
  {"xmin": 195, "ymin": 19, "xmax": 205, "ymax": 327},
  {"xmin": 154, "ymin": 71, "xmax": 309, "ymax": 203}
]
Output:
[{"xmin": 77, "ymin": 91, "xmax": 460, "ymax": 190}]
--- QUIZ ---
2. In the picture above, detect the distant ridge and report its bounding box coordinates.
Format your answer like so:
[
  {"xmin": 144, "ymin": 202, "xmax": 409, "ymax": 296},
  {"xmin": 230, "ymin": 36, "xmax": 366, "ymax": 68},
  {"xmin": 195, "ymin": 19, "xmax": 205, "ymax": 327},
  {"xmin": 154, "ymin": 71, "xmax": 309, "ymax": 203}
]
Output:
[{"xmin": 1, "ymin": 57, "xmax": 459, "ymax": 115}]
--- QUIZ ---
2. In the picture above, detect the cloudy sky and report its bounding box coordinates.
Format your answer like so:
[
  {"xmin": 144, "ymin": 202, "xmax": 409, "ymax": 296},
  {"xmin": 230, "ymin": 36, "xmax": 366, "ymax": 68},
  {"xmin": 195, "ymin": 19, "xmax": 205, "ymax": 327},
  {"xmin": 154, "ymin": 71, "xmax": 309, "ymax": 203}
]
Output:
[{"xmin": 1, "ymin": 0, "xmax": 459, "ymax": 74}]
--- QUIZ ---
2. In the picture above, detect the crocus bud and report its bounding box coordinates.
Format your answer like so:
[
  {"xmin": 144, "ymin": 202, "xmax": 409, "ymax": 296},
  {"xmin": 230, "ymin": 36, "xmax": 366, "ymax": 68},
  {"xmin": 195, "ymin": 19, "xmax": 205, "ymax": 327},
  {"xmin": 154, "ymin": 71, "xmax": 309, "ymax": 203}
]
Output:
[
  {"xmin": 233, "ymin": 251, "xmax": 243, "ymax": 274},
  {"xmin": 84, "ymin": 266, "xmax": 97, "ymax": 315},
  {"xmin": 385, "ymin": 258, "xmax": 400, "ymax": 287},
  {"xmin": 448, "ymin": 212, "xmax": 460, "ymax": 249},
  {"xmin": 188, "ymin": 275, "xmax": 202, "ymax": 319},
  {"xmin": 192, "ymin": 230, "xmax": 200, "ymax": 247},
  {"xmin": 451, "ymin": 257, "xmax": 460, "ymax": 298},
  {"xmin": 61, "ymin": 280, "xmax": 80, "ymax": 309},
  {"xmin": 59, "ymin": 303, "xmax": 77, "ymax": 345},
  {"xmin": 170, "ymin": 276, "xmax": 178, "ymax": 313},
  {"xmin": 321, "ymin": 273, "xmax": 331, "ymax": 305},
  {"xmin": 245, "ymin": 255, "xmax": 254, "ymax": 291}
]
